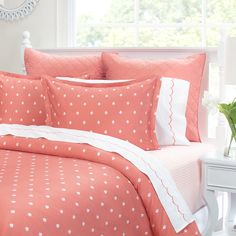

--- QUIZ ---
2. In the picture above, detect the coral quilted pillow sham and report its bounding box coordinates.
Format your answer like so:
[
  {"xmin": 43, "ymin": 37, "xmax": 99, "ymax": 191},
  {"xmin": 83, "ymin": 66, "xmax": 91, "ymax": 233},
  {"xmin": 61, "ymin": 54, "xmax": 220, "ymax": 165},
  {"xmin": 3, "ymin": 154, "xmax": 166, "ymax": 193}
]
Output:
[
  {"xmin": 42, "ymin": 77, "xmax": 160, "ymax": 150},
  {"xmin": 0, "ymin": 75, "xmax": 46, "ymax": 125},
  {"xmin": 102, "ymin": 52, "xmax": 206, "ymax": 142},
  {"xmin": 25, "ymin": 48, "xmax": 104, "ymax": 79}
]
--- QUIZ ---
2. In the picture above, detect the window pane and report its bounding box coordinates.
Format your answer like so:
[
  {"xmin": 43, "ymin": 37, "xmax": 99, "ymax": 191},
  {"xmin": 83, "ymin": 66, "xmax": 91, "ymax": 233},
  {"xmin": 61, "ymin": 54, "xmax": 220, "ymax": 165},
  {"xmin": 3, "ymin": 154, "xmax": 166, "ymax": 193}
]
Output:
[
  {"xmin": 138, "ymin": 27, "xmax": 202, "ymax": 47},
  {"xmin": 76, "ymin": 26, "xmax": 136, "ymax": 47},
  {"xmin": 206, "ymin": 27, "xmax": 221, "ymax": 47},
  {"xmin": 75, "ymin": 0, "xmax": 135, "ymax": 25},
  {"xmin": 139, "ymin": 0, "xmax": 201, "ymax": 23},
  {"xmin": 206, "ymin": 26, "xmax": 236, "ymax": 47},
  {"xmin": 73, "ymin": 0, "xmax": 236, "ymax": 47},
  {"xmin": 207, "ymin": 0, "xmax": 236, "ymax": 23},
  {"xmin": 228, "ymin": 27, "xmax": 236, "ymax": 37}
]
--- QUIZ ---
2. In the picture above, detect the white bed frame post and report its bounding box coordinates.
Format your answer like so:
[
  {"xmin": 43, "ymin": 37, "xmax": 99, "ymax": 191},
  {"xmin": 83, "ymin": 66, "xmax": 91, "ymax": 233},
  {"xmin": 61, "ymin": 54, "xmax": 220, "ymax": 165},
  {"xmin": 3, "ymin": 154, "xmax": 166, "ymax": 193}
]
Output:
[
  {"xmin": 215, "ymin": 30, "xmax": 227, "ymax": 153},
  {"xmin": 21, "ymin": 31, "xmax": 32, "ymax": 74}
]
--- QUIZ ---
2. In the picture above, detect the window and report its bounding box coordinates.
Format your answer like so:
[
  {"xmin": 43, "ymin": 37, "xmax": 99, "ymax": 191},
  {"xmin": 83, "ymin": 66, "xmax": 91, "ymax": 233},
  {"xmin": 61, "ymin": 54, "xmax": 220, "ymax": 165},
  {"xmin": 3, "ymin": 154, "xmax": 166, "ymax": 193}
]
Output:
[{"xmin": 70, "ymin": 0, "xmax": 236, "ymax": 47}]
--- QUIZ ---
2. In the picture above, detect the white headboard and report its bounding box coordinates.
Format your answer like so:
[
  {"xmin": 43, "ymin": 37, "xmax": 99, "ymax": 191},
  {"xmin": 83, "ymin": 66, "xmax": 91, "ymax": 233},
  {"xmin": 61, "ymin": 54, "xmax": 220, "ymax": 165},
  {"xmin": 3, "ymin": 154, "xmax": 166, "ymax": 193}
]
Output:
[{"xmin": 21, "ymin": 31, "xmax": 219, "ymax": 143}]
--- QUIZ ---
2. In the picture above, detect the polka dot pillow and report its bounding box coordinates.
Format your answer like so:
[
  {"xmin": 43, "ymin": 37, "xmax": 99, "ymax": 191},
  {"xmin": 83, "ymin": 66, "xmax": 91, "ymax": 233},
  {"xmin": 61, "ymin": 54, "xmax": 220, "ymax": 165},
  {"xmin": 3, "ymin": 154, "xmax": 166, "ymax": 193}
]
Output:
[
  {"xmin": 25, "ymin": 48, "xmax": 104, "ymax": 79},
  {"xmin": 0, "ymin": 75, "xmax": 46, "ymax": 125},
  {"xmin": 42, "ymin": 77, "xmax": 160, "ymax": 150}
]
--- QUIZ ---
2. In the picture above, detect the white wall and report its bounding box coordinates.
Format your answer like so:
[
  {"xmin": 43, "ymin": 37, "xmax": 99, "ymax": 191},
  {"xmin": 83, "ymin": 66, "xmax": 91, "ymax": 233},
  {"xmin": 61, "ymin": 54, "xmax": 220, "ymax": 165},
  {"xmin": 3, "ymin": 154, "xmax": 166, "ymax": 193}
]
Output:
[{"xmin": 0, "ymin": 0, "xmax": 58, "ymax": 73}]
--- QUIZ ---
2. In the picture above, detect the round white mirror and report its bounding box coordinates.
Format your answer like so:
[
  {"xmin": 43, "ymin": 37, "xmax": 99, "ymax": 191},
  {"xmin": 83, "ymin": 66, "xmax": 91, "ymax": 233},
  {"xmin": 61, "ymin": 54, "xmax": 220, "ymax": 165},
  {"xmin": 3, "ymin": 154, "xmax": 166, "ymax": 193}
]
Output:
[{"xmin": 0, "ymin": 0, "xmax": 39, "ymax": 21}]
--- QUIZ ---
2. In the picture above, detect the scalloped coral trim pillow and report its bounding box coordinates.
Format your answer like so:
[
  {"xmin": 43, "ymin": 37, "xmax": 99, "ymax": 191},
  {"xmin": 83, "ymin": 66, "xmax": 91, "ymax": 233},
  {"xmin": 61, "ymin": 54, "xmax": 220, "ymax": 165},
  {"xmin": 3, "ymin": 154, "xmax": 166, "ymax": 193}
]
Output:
[
  {"xmin": 157, "ymin": 77, "xmax": 190, "ymax": 146},
  {"xmin": 102, "ymin": 52, "xmax": 206, "ymax": 142},
  {"xmin": 25, "ymin": 48, "xmax": 104, "ymax": 79},
  {"xmin": 42, "ymin": 77, "xmax": 160, "ymax": 150}
]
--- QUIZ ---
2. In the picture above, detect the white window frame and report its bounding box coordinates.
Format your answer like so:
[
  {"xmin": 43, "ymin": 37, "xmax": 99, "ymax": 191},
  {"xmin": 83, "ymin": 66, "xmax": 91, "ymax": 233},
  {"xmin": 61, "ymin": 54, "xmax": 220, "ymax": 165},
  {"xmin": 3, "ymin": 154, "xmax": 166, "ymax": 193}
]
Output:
[{"xmin": 62, "ymin": 0, "xmax": 236, "ymax": 48}]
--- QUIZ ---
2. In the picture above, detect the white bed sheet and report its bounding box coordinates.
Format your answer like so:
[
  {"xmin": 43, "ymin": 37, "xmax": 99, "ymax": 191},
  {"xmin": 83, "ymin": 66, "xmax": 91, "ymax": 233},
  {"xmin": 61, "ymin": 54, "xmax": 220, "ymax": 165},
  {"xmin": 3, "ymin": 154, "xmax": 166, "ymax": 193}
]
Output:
[{"xmin": 147, "ymin": 142, "xmax": 214, "ymax": 213}]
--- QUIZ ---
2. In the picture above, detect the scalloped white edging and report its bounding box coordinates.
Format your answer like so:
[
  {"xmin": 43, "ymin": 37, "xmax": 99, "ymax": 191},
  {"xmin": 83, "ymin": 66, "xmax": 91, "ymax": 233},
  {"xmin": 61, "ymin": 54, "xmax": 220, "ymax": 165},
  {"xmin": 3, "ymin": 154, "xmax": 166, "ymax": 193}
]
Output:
[{"xmin": 0, "ymin": 0, "xmax": 39, "ymax": 22}]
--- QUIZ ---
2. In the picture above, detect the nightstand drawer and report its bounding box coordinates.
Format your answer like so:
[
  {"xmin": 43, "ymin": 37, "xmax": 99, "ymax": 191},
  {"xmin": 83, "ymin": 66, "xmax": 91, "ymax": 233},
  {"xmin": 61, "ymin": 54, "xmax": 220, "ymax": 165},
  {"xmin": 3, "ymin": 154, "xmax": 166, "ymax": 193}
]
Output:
[{"xmin": 207, "ymin": 167, "xmax": 236, "ymax": 190}]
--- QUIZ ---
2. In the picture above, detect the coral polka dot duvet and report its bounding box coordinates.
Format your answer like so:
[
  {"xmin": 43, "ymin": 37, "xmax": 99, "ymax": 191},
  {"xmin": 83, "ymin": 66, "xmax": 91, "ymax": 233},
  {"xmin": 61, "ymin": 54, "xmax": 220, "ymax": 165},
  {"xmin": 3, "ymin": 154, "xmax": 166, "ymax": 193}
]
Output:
[{"xmin": 0, "ymin": 71, "xmax": 201, "ymax": 236}]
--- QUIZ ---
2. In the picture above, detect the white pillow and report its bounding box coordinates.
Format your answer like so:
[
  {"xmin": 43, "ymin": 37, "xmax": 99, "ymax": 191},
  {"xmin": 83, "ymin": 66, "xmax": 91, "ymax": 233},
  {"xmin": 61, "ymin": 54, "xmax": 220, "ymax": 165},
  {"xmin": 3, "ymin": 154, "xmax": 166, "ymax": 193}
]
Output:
[{"xmin": 156, "ymin": 77, "xmax": 190, "ymax": 146}]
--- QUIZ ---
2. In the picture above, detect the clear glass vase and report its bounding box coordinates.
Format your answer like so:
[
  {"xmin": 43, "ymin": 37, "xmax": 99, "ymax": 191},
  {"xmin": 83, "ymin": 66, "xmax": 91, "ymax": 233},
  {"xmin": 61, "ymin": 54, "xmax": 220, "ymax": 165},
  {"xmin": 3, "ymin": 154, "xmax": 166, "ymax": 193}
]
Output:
[{"xmin": 224, "ymin": 132, "xmax": 236, "ymax": 159}]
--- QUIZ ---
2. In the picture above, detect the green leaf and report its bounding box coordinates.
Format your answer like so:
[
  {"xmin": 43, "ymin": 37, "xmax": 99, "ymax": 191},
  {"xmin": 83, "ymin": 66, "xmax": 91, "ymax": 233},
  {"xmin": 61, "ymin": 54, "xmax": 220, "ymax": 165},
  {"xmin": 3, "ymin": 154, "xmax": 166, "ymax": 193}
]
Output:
[{"xmin": 218, "ymin": 99, "xmax": 236, "ymax": 143}]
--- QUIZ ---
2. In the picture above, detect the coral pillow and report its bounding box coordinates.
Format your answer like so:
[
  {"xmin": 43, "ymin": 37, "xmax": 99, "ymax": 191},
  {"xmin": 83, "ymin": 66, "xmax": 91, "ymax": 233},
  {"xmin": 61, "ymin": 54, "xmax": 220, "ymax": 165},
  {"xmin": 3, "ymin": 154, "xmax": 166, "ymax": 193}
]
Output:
[
  {"xmin": 42, "ymin": 77, "xmax": 160, "ymax": 150},
  {"xmin": 0, "ymin": 75, "xmax": 46, "ymax": 125},
  {"xmin": 102, "ymin": 52, "xmax": 206, "ymax": 142},
  {"xmin": 25, "ymin": 48, "xmax": 104, "ymax": 79}
]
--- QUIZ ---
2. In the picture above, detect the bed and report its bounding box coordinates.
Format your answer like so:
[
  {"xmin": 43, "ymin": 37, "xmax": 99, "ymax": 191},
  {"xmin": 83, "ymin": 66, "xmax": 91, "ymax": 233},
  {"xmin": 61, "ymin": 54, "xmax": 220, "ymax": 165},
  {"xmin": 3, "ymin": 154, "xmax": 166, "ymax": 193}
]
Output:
[{"xmin": 0, "ymin": 31, "xmax": 218, "ymax": 236}]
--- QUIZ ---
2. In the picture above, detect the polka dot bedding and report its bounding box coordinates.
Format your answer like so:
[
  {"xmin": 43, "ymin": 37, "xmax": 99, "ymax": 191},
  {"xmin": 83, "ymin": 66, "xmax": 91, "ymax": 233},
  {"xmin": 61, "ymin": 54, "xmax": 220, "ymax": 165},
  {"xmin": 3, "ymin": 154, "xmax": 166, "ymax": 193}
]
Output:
[
  {"xmin": 0, "ymin": 72, "xmax": 90, "ymax": 126},
  {"xmin": 0, "ymin": 135, "xmax": 201, "ymax": 236},
  {"xmin": 0, "ymin": 75, "xmax": 46, "ymax": 125},
  {"xmin": 42, "ymin": 77, "xmax": 160, "ymax": 151}
]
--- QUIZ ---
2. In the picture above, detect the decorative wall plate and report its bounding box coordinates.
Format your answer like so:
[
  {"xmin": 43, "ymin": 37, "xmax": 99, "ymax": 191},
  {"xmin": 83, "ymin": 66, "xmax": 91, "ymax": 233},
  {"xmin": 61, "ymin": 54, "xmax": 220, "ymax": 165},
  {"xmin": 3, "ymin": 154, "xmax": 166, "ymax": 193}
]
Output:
[{"xmin": 0, "ymin": 0, "xmax": 39, "ymax": 21}]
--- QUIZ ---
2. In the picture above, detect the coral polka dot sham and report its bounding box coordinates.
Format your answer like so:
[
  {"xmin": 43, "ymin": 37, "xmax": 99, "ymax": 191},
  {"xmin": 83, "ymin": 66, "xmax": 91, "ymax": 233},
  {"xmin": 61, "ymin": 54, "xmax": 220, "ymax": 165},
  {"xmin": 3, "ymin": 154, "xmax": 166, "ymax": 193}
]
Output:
[
  {"xmin": 0, "ymin": 74, "xmax": 46, "ymax": 125},
  {"xmin": 42, "ymin": 77, "xmax": 160, "ymax": 150}
]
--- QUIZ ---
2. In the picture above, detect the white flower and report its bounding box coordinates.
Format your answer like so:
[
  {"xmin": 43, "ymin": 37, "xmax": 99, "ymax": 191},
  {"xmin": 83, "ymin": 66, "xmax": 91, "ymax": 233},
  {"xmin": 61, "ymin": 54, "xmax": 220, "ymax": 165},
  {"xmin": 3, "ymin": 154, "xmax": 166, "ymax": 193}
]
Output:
[{"xmin": 202, "ymin": 90, "xmax": 220, "ymax": 114}]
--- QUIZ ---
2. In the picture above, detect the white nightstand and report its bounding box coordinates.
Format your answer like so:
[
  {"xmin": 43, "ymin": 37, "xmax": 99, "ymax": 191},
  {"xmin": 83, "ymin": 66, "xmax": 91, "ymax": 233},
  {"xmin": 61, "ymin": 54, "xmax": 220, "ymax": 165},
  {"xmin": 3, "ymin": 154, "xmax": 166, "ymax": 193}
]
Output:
[{"xmin": 202, "ymin": 153, "xmax": 236, "ymax": 236}]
